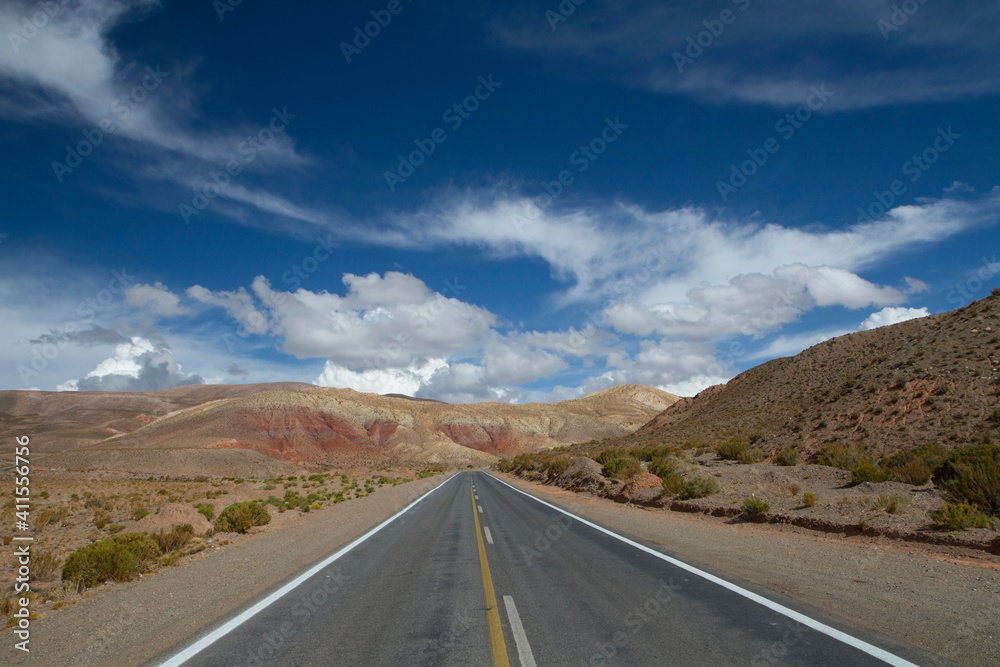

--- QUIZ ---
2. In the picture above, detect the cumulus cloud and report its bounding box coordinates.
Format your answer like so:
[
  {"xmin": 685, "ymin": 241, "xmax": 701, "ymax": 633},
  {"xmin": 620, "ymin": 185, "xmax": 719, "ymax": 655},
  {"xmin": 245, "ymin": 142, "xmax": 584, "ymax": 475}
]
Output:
[
  {"xmin": 125, "ymin": 282, "xmax": 186, "ymax": 316},
  {"xmin": 59, "ymin": 336, "xmax": 203, "ymax": 392},
  {"xmin": 859, "ymin": 306, "xmax": 930, "ymax": 331}
]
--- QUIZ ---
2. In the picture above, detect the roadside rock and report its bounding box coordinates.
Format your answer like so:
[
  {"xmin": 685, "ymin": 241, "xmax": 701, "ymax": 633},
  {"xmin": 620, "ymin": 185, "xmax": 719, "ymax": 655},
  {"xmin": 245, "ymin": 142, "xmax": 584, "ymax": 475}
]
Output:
[{"xmin": 617, "ymin": 472, "xmax": 663, "ymax": 503}]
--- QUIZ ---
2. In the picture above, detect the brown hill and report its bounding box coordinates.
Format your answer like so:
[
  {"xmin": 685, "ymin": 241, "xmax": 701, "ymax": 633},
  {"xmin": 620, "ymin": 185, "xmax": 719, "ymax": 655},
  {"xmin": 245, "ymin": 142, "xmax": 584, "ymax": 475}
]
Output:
[
  {"xmin": 630, "ymin": 292, "xmax": 1000, "ymax": 457},
  {"xmin": 1, "ymin": 383, "xmax": 679, "ymax": 475}
]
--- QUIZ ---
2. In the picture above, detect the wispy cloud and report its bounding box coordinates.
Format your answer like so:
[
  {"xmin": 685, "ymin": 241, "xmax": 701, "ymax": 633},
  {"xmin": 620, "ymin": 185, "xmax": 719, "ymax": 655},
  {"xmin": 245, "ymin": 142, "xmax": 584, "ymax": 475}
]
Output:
[{"xmin": 491, "ymin": 0, "xmax": 1000, "ymax": 110}]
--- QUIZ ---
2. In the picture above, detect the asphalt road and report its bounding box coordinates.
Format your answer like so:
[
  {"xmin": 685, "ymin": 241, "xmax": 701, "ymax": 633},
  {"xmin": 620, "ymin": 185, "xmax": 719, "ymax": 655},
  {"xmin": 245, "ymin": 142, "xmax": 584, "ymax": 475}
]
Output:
[{"xmin": 154, "ymin": 472, "xmax": 934, "ymax": 666}]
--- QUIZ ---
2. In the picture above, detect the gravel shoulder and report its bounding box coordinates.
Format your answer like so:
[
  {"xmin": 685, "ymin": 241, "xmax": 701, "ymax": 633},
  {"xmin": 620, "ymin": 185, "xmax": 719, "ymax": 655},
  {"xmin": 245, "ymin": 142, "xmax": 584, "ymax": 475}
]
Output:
[
  {"xmin": 3, "ymin": 472, "xmax": 458, "ymax": 666},
  {"xmin": 497, "ymin": 473, "xmax": 1000, "ymax": 667}
]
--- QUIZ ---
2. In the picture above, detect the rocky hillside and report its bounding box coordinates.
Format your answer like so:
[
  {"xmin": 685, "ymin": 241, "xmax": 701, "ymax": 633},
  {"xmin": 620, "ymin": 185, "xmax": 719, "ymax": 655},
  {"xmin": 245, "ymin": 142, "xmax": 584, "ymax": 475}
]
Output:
[
  {"xmin": 1, "ymin": 383, "xmax": 678, "ymax": 474},
  {"xmin": 631, "ymin": 292, "xmax": 1000, "ymax": 457}
]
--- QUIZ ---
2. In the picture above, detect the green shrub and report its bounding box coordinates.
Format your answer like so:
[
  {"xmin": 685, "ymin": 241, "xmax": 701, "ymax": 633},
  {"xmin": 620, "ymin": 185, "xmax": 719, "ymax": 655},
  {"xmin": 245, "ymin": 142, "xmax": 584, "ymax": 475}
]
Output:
[
  {"xmin": 736, "ymin": 448, "xmax": 764, "ymax": 464},
  {"xmin": 851, "ymin": 460, "xmax": 887, "ymax": 484},
  {"xmin": 815, "ymin": 442, "xmax": 869, "ymax": 470},
  {"xmin": 630, "ymin": 445, "xmax": 678, "ymax": 462},
  {"xmin": 107, "ymin": 523, "xmax": 125, "ymax": 534},
  {"xmin": 677, "ymin": 476, "xmax": 721, "ymax": 500},
  {"xmin": 875, "ymin": 494, "xmax": 909, "ymax": 515},
  {"xmin": 495, "ymin": 458, "xmax": 514, "ymax": 473},
  {"xmin": 742, "ymin": 497, "xmax": 770, "ymax": 517},
  {"xmin": 930, "ymin": 502, "xmax": 995, "ymax": 531},
  {"xmin": 214, "ymin": 502, "xmax": 271, "ymax": 534},
  {"xmin": 648, "ymin": 458, "xmax": 684, "ymax": 494},
  {"xmin": 601, "ymin": 458, "xmax": 641, "ymax": 481},
  {"xmin": 62, "ymin": 533, "xmax": 161, "ymax": 588},
  {"xmin": 193, "ymin": 503, "xmax": 215, "ymax": 522},
  {"xmin": 152, "ymin": 524, "xmax": 195, "ymax": 553},
  {"xmin": 881, "ymin": 443, "xmax": 947, "ymax": 485},
  {"xmin": 715, "ymin": 437, "xmax": 749, "ymax": 461},
  {"xmin": 932, "ymin": 444, "xmax": 1000, "ymax": 516},
  {"xmin": 802, "ymin": 492, "xmax": 816, "ymax": 507},
  {"xmin": 774, "ymin": 448, "xmax": 800, "ymax": 466},
  {"xmin": 93, "ymin": 511, "xmax": 110, "ymax": 529},
  {"xmin": 594, "ymin": 448, "xmax": 631, "ymax": 465},
  {"xmin": 132, "ymin": 507, "xmax": 150, "ymax": 521}
]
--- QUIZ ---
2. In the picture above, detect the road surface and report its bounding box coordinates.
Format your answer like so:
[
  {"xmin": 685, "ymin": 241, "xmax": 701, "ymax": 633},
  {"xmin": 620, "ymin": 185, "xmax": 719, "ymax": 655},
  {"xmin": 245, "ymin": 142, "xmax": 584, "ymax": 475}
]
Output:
[{"xmin": 154, "ymin": 472, "xmax": 935, "ymax": 666}]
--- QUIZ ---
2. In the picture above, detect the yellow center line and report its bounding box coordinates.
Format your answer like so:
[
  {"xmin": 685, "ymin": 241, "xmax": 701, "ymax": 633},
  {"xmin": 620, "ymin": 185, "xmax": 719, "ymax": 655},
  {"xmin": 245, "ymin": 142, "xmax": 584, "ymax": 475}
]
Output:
[{"xmin": 471, "ymin": 486, "xmax": 510, "ymax": 667}]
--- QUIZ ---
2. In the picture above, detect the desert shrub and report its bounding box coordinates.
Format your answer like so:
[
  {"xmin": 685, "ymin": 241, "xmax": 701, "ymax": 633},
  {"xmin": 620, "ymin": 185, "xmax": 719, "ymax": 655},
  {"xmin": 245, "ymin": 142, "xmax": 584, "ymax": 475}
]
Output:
[
  {"xmin": 601, "ymin": 458, "xmax": 641, "ymax": 481},
  {"xmin": 32, "ymin": 549, "xmax": 61, "ymax": 580},
  {"xmin": 932, "ymin": 444, "xmax": 1000, "ymax": 516},
  {"xmin": 62, "ymin": 533, "xmax": 160, "ymax": 588},
  {"xmin": 93, "ymin": 511, "xmax": 110, "ymax": 529},
  {"xmin": 107, "ymin": 523, "xmax": 125, "ymax": 534},
  {"xmin": 594, "ymin": 448, "xmax": 632, "ymax": 465},
  {"xmin": 630, "ymin": 445, "xmax": 678, "ymax": 462},
  {"xmin": 802, "ymin": 492, "xmax": 816, "ymax": 507},
  {"xmin": 152, "ymin": 524, "xmax": 195, "ymax": 553},
  {"xmin": 875, "ymin": 494, "xmax": 909, "ymax": 515},
  {"xmin": 33, "ymin": 506, "xmax": 68, "ymax": 532},
  {"xmin": 814, "ymin": 442, "xmax": 869, "ymax": 470},
  {"xmin": 495, "ymin": 458, "xmax": 514, "ymax": 473},
  {"xmin": 193, "ymin": 503, "xmax": 215, "ymax": 522},
  {"xmin": 715, "ymin": 437, "xmax": 749, "ymax": 461},
  {"xmin": 545, "ymin": 458, "xmax": 570, "ymax": 480},
  {"xmin": 852, "ymin": 460, "xmax": 887, "ymax": 484},
  {"xmin": 214, "ymin": 502, "xmax": 271, "ymax": 534},
  {"xmin": 84, "ymin": 497, "xmax": 104, "ymax": 509},
  {"xmin": 132, "ymin": 507, "xmax": 150, "ymax": 521},
  {"xmin": 881, "ymin": 443, "xmax": 947, "ymax": 485},
  {"xmin": 774, "ymin": 448, "xmax": 800, "ymax": 466},
  {"xmin": 736, "ymin": 448, "xmax": 764, "ymax": 465},
  {"xmin": 742, "ymin": 497, "xmax": 770, "ymax": 517},
  {"xmin": 648, "ymin": 458, "xmax": 684, "ymax": 494},
  {"xmin": 677, "ymin": 476, "xmax": 721, "ymax": 500},
  {"xmin": 931, "ymin": 502, "xmax": 995, "ymax": 531}
]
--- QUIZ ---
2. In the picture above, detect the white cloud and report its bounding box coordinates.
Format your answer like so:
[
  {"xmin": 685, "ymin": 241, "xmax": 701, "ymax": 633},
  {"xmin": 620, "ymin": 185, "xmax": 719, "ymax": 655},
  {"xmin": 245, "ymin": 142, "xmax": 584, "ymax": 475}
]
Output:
[
  {"xmin": 126, "ymin": 282, "xmax": 186, "ymax": 316},
  {"xmin": 858, "ymin": 306, "xmax": 930, "ymax": 331},
  {"xmin": 187, "ymin": 284, "xmax": 270, "ymax": 335},
  {"xmin": 314, "ymin": 359, "xmax": 448, "ymax": 396},
  {"xmin": 65, "ymin": 336, "xmax": 204, "ymax": 391}
]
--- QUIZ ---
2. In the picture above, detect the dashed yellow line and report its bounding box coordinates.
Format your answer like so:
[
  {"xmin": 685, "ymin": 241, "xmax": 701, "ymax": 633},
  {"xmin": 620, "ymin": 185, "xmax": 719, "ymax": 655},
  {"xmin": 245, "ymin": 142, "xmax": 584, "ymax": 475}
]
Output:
[{"xmin": 471, "ymin": 486, "xmax": 510, "ymax": 667}]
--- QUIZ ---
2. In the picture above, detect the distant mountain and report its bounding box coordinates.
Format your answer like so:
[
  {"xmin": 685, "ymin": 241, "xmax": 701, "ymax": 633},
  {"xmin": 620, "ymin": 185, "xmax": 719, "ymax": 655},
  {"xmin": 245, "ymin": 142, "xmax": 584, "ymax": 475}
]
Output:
[
  {"xmin": 0, "ymin": 383, "xmax": 679, "ymax": 475},
  {"xmin": 631, "ymin": 293, "xmax": 1000, "ymax": 458}
]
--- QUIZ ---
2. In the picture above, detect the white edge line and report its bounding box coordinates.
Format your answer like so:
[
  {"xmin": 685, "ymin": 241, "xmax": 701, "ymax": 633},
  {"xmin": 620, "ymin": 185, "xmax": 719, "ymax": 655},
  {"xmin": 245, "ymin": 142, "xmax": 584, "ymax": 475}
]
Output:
[
  {"xmin": 487, "ymin": 474, "xmax": 918, "ymax": 667},
  {"xmin": 483, "ymin": 526, "xmax": 494, "ymax": 545},
  {"xmin": 503, "ymin": 595, "xmax": 537, "ymax": 667},
  {"xmin": 478, "ymin": 505, "xmax": 483, "ymax": 513},
  {"xmin": 158, "ymin": 473, "xmax": 461, "ymax": 666}
]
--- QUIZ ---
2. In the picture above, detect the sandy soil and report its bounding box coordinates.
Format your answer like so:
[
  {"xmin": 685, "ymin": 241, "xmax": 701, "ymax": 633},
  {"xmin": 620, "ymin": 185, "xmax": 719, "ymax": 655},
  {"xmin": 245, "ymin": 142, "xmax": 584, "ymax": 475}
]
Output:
[{"xmin": 498, "ymin": 473, "xmax": 1000, "ymax": 667}]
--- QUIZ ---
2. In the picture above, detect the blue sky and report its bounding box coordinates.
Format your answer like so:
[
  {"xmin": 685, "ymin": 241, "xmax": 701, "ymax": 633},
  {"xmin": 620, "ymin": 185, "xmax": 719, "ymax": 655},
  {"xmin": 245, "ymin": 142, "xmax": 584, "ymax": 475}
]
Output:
[{"xmin": 1, "ymin": 0, "xmax": 998, "ymax": 402}]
